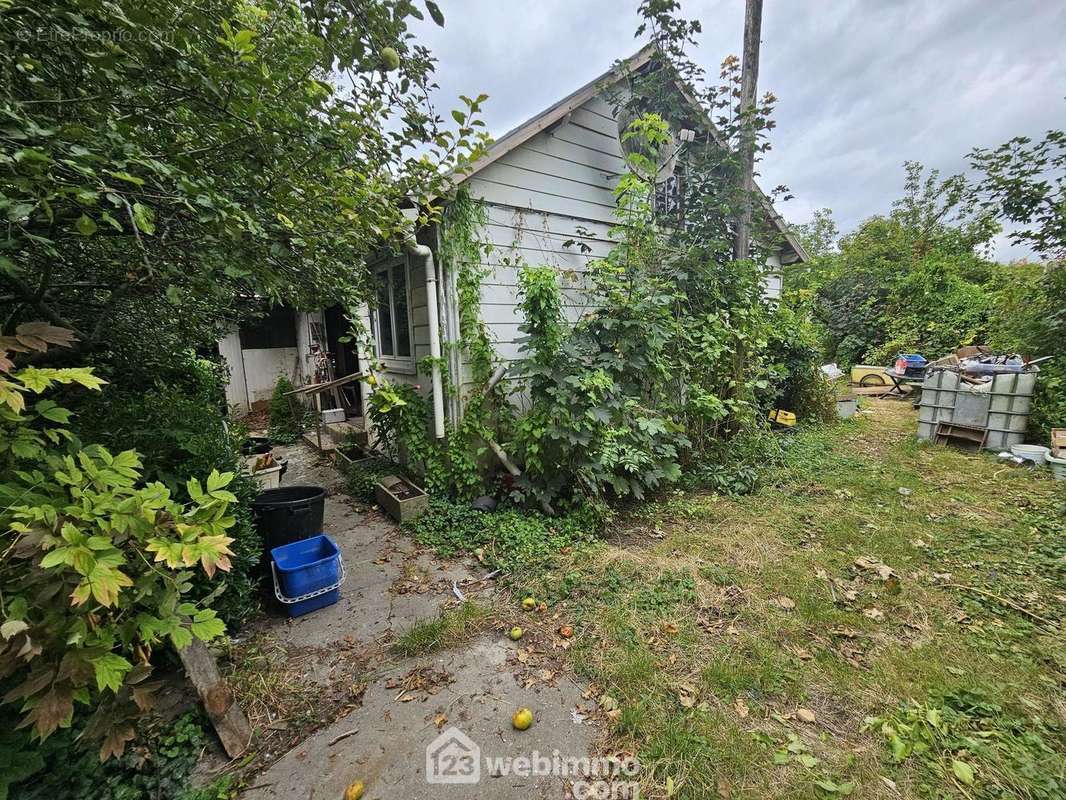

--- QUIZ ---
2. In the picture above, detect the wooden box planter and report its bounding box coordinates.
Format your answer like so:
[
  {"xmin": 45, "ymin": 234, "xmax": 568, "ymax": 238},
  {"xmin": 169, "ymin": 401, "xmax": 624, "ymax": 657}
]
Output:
[
  {"xmin": 333, "ymin": 443, "xmax": 372, "ymax": 470},
  {"xmin": 375, "ymin": 475, "xmax": 429, "ymax": 523}
]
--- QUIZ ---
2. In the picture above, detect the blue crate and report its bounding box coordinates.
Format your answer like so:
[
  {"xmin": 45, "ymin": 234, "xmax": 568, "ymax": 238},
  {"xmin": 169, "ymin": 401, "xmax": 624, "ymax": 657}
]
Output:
[
  {"xmin": 894, "ymin": 353, "xmax": 928, "ymax": 378},
  {"xmin": 270, "ymin": 534, "xmax": 344, "ymax": 617}
]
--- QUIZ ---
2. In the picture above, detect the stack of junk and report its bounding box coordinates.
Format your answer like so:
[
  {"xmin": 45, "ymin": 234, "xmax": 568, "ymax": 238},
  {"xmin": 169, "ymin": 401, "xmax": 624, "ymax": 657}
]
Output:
[
  {"xmin": 242, "ymin": 436, "xmax": 287, "ymax": 490},
  {"xmin": 244, "ymin": 436, "xmax": 343, "ymax": 617},
  {"xmin": 916, "ymin": 345, "xmax": 1052, "ymax": 458}
]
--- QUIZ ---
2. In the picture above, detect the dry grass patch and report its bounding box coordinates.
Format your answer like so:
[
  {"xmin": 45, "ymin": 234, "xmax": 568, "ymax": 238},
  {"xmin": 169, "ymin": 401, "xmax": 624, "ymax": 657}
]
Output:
[{"xmin": 536, "ymin": 401, "xmax": 1064, "ymax": 799}]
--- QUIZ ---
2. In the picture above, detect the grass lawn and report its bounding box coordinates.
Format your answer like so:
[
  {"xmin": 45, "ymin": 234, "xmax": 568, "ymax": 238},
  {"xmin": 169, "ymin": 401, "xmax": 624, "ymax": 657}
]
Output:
[{"xmin": 521, "ymin": 400, "xmax": 1065, "ymax": 799}]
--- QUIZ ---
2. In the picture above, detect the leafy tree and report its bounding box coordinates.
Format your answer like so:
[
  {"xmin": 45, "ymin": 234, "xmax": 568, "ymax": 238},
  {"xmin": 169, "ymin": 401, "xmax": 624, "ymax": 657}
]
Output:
[
  {"xmin": 0, "ymin": 0, "xmax": 487, "ymax": 369},
  {"xmin": 267, "ymin": 374, "xmax": 305, "ymax": 444},
  {"xmin": 802, "ymin": 162, "xmax": 999, "ymax": 366},
  {"xmin": 970, "ymin": 127, "xmax": 1066, "ymax": 260},
  {"xmin": 506, "ymin": 0, "xmax": 814, "ymax": 507},
  {"xmin": 0, "ymin": 0, "xmax": 490, "ymax": 663},
  {"xmin": 792, "ymin": 208, "xmax": 840, "ymax": 261}
]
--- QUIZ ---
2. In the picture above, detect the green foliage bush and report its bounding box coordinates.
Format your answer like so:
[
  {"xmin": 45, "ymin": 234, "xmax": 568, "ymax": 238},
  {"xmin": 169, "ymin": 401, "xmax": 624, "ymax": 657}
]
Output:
[
  {"xmin": 762, "ymin": 299, "xmax": 837, "ymax": 422},
  {"xmin": 0, "ymin": 342, "xmax": 235, "ymax": 758},
  {"xmin": 407, "ymin": 500, "xmax": 605, "ymax": 575},
  {"xmin": 267, "ymin": 375, "xmax": 306, "ymax": 444},
  {"xmin": 683, "ymin": 428, "xmax": 786, "ymax": 496},
  {"xmin": 74, "ymin": 354, "xmax": 262, "ymax": 628},
  {"xmin": 987, "ymin": 262, "xmax": 1066, "ymax": 437},
  {"xmin": 343, "ymin": 457, "xmax": 400, "ymax": 504},
  {"xmin": 794, "ymin": 164, "xmax": 1000, "ymax": 369},
  {"xmin": 793, "ymin": 161, "xmax": 1064, "ymax": 439},
  {"xmin": 365, "ymin": 380, "xmax": 488, "ymax": 500},
  {"xmin": 506, "ymin": 112, "xmax": 792, "ymax": 509},
  {"xmin": 3, "ymin": 710, "xmax": 233, "ymax": 800}
]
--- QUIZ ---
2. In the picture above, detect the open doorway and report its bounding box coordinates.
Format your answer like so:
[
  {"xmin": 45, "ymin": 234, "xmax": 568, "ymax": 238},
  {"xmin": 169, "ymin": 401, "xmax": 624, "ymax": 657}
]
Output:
[{"xmin": 323, "ymin": 304, "xmax": 362, "ymax": 417}]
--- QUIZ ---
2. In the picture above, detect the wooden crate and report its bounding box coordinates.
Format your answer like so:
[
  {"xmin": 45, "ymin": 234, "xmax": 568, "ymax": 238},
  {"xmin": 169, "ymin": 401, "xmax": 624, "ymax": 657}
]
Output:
[{"xmin": 1051, "ymin": 428, "xmax": 1066, "ymax": 457}]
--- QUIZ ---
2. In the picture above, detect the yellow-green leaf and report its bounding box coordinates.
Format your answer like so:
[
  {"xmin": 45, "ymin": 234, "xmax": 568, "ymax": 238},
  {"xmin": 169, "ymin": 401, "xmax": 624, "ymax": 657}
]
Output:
[
  {"xmin": 91, "ymin": 652, "xmax": 132, "ymax": 693},
  {"xmin": 952, "ymin": 760, "xmax": 975, "ymax": 785}
]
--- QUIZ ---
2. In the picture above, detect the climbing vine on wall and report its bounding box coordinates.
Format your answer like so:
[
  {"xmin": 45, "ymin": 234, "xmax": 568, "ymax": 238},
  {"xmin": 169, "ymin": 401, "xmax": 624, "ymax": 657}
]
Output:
[
  {"xmin": 367, "ymin": 189, "xmax": 502, "ymax": 501},
  {"xmin": 440, "ymin": 187, "xmax": 496, "ymax": 387}
]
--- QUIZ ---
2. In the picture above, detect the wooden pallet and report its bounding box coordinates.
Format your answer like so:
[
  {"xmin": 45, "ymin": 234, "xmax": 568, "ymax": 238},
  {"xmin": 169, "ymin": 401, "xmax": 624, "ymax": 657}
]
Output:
[{"xmin": 933, "ymin": 421, "xmax": 987, "ymax": 451}]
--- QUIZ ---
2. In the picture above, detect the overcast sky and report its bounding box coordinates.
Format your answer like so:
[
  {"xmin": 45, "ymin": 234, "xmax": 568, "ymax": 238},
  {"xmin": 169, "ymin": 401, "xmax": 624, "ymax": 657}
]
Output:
[{"xmin": 411, "ymin": 0, "xmax": 1065, "ymax": 260}]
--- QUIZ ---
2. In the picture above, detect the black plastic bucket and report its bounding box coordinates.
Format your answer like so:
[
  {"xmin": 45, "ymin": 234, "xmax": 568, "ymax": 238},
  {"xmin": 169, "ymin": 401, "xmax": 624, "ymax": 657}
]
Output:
[{"xmin": 251, "ymin": 486, "xmax": 327, "ymax": 552}]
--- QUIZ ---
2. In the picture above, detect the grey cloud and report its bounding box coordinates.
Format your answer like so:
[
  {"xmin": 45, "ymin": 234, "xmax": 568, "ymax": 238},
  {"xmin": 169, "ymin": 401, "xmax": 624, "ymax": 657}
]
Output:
[{"xmin": 412, "ymin": 0, "xmax": 1066, "ymax": 259}]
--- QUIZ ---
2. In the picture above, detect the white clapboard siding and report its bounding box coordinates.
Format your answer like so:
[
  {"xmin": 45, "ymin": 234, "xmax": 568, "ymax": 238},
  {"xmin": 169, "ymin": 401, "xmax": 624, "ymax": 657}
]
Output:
[
  {"xmin": 471, "ymin": 163, "xmax": 617, "ymax": 211},
  {"xmin": 521, "ymin": 136, "xmax": 624, "ymax": 177},
  {"xmin": 448, "ymin": 86, "xmax": 787, "ymax": 396},
  {"xmin": 454, "ymin": 90, "xmax": 628, "ymax": 381}
]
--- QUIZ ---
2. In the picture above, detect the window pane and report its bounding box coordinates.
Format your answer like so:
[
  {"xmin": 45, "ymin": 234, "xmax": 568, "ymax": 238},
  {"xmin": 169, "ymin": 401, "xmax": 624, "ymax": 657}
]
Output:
[
  {"xmin": 393, "ymin": 264, "xmax": 411, "ymax": 357},
  {"xmin": 376, "ymin": 273, "xmax": 393, "ymax": 356}
]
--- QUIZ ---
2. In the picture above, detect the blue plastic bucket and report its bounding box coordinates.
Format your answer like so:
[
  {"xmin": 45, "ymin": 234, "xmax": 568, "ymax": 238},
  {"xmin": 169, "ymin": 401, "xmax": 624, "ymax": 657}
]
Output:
[{"xmin": 270, "ymin": 534, "xmax": 344, "ymax": 617}]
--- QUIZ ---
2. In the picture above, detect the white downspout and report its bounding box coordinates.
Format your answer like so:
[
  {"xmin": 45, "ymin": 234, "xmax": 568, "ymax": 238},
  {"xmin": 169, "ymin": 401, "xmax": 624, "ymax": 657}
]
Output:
[{"xmin": 407, "ymin": 243, "xmax": 446, "ymax": 439}]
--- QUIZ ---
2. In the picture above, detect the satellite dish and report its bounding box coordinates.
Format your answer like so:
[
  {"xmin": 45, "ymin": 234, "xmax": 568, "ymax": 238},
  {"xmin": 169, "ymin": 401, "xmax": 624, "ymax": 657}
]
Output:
[{"xmin": 616, "ymin": 108, "xmax": 680, "ymax": 184}]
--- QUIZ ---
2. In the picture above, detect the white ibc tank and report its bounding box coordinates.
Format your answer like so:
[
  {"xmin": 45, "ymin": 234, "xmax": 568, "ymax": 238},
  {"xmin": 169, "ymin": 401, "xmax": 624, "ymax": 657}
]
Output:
[{"xmin": 917, "ymin": 369, "xmax": 1037, "ymax": 451}]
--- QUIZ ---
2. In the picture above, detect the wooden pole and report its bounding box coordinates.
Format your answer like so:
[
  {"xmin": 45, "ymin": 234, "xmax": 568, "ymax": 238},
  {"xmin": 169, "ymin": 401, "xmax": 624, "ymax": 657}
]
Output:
[{"xmin": 733, "ymin": 0, "xmax": 763, "ymax": 262}]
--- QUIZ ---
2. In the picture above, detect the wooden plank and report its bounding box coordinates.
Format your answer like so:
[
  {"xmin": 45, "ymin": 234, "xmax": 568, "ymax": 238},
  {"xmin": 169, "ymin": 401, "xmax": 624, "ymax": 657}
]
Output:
[
  {"xmin": 474, "ymin": 160, "xmax": 618, "ymax": 208},
  {"xmin": 467, "ymin": 178, "xmax": 616, "ymax": 226},
  {"xmin": 476, "ymin": 261, "xmax": 593, "ymax": 288},
  {"xmin": 493, "ymin": 147, "xmax": 622, "ymax": 191},
  {"xmin": 483, "ymin": 203, "xmax": 615, "ymax": 238},
  {"xmin": 177, "ymin": 639, "xmax": 251, "ymax": 758},
  {"xmin": 569, "ymin": 106, "xmax": 620, "ymax": 138},
  {"xmin": 480, "ymin": 221, "xmax": 614, "ymax": 253},
  {"xmin": 551, "ymin": 123, "xmax": 626, "ymax": 160},
  {"xmin": 581, "ymin": 94, "xmax": 625, "ymax": 122},
  {"xmin": 510, "ymin": 131, "xmax": 625, "ymax": 177}
]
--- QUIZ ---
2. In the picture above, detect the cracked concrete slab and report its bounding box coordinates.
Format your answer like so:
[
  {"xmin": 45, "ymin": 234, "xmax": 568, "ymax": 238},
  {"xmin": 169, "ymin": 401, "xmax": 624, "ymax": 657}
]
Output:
[
  {"xmin": 243, "ymin": 639, "xmax": 596, "ymax": 800},
  {"xmin": 236, "ymin": 443, "xmax": 596, "ymax": 799}
]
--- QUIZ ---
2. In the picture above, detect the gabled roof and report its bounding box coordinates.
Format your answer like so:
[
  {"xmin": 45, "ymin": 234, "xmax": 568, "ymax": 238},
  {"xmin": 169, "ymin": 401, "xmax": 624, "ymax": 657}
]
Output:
[{"xmin": 455, "ymin": 43, "xmax": 808, "ymax": 264}]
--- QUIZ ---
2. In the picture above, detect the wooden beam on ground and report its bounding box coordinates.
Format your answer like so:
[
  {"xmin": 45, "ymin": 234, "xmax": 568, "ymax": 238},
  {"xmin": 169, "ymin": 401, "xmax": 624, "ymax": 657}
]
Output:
[{"xmin": 177, "ymin": 639, "xmax": 252, "ymax": 758}]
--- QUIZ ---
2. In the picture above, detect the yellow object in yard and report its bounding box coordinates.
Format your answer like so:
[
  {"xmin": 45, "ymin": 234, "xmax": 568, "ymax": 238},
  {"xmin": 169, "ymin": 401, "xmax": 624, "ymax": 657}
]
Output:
[
  {"xmin": 850, "ymin": 365, "xmax": 889, "ymax": 387},
  {"xmin": 768, "ymin": 409, "xmax": 797, "ymax": 426}
]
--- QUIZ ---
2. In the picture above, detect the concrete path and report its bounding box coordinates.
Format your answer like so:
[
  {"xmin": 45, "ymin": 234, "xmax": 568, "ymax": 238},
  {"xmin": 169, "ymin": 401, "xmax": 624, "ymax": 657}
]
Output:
[{"xmin": 238, "ymin": 444, "xmax": 597, "ymax": 800}]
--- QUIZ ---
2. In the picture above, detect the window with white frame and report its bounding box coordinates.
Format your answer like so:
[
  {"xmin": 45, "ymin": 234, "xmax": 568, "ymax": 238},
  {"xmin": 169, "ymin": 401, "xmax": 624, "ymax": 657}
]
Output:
[{"xmin": 373, "ymin": 257, "xmax": 413, "ymax": 364}]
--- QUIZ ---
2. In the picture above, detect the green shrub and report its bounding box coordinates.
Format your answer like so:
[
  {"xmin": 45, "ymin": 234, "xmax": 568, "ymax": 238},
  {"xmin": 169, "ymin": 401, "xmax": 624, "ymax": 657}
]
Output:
[
  {"xmin": 74, "ymin": 353, "xmax": 262, "ymax": 628},
  {"xmin": 684, "ymin": 428, "xmax": 786, "ymax": 496},
  {"xmin": 987, "ymin": 262, "xmax": 1065, "ymax": 439},
  {"xmin": 0, "ymin": 344, "xmax": 235, "ymax": 758},
  {"xmin": 267, "ymin": 375, "xmax": 306, "ymax": 444},
  {"xmin": 407, "ymin": 499, "xmax": 603, "ymax": 575},
  {"xmin": 763, "ymin": 298, "xmax": 837, "ymax": 423},
  {"xmin": 343, "ymin": 457, "xmax": 399, "ymax": 504},
  {"xmin": 4, "ymin": 711, "xmax": 232, "ymax": 800}
]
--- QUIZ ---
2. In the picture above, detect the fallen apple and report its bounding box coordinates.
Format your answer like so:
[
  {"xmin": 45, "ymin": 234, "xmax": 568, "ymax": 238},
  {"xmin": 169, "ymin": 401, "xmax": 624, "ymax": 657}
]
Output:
[
  {"xmin": 512, "ymin": 707, "xmax": 533, "ymax": 730},
  {"xmin": 509, "ymin": 626, "xmax": 523, "ymax": 641}
]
